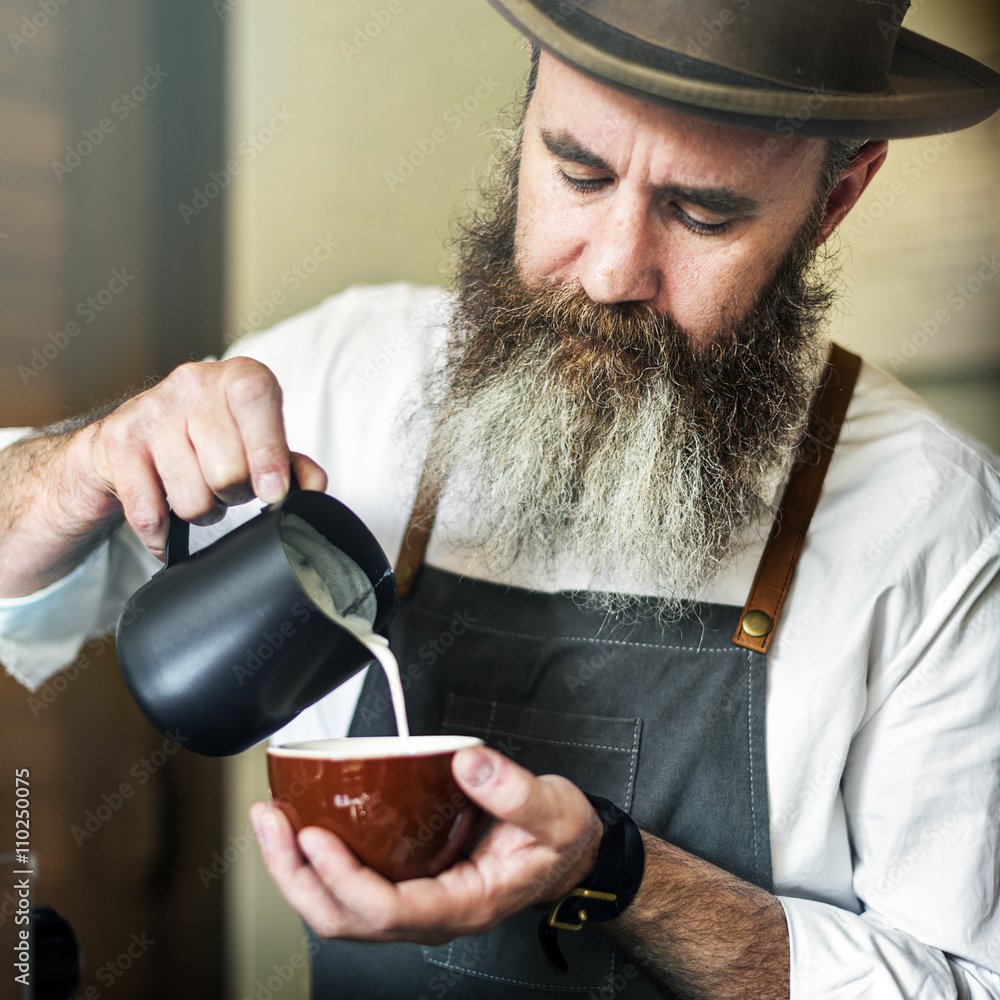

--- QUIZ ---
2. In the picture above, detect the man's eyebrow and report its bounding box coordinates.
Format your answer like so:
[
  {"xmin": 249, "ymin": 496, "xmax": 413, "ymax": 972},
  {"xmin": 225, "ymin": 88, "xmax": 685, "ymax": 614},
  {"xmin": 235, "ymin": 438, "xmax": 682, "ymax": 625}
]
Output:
[
  {"xmin": 541, "ymin": 127, "xmax": 612, "ymax": 170},
  {"xmin": 665, "ymin": 183, "xmax": 760, "ymax": 217},
  {"xmin": 540, "ymin": 126, "xmax": 761, "ymax": 217}
]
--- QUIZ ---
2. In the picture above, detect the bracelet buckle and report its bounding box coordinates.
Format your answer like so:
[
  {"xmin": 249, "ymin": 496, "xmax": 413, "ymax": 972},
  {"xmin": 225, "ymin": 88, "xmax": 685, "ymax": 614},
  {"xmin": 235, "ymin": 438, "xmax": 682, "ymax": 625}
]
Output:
[{"xmin": 546, "ymin": 888, "xmax": 617, "ymax": 931}]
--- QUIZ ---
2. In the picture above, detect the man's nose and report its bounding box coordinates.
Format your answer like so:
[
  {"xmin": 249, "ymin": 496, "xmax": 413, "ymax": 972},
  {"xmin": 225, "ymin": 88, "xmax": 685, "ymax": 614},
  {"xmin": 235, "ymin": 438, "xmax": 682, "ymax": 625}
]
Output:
[{"xmin": 576, "ymin": 193, "xmax": 660, "ymax": 305}]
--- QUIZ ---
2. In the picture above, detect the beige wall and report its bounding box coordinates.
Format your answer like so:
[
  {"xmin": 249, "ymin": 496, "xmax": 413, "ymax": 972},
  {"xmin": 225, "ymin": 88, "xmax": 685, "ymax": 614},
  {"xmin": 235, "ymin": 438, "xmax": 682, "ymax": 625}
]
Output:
[
  {"xmin": 837, "ymin": 96, "xmax": 999, "ymax": 375},
  {"xmin": 221, "ymin": 3, "xmax": 1000, "ymax": 995},
  {"xmin": 833, "ymin": 0, "xmax": 1000, "ymax": 447},
  {"xmin": 224, "ymin": 0, "xmax": 526, "ymax": 344}
]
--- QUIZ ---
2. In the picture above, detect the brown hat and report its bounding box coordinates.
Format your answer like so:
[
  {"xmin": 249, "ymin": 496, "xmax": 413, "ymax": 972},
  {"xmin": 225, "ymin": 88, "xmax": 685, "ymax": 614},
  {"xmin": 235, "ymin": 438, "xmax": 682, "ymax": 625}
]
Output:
[{"xmin": 487, "ymin": 0, "xmax": 1000, "ymax": 138}]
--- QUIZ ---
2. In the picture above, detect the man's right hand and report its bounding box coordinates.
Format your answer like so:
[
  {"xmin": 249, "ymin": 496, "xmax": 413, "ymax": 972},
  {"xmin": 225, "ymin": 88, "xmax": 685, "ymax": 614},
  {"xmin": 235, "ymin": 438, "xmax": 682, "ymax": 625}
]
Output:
[
  {"xmin": 0, "ymin": 356, "xmax": 327, "ymax": 597},
  {"xmin": 83, "ymin": 357, "xmax": 326, "ymax": 560}
]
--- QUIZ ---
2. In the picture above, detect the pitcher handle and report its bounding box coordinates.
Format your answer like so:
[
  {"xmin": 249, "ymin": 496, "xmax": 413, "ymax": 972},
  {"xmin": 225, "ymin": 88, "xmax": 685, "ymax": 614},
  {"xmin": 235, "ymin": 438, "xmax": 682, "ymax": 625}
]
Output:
[
  {"xmin": 161, "ymin": 465, "xmax": 302, "ymax": 570},
  {"xmin": 163, "ymin": 511, "xmax": 191, "ymax": 569}
]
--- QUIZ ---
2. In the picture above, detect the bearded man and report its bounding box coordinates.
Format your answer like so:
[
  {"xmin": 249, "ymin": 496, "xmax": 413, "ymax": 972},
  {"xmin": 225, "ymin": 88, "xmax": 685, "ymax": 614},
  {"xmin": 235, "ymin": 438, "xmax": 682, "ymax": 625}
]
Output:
[{"xmin": 1, "ymin": 2, "xmax": 999, "ymax": 998}]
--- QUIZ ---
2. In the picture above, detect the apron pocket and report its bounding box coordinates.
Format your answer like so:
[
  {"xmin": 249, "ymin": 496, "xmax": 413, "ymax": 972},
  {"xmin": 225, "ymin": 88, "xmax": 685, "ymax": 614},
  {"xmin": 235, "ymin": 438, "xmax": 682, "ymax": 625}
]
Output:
[{"xmin": 420, "ymin": 694, "xmax": 643, "ymax": 993}]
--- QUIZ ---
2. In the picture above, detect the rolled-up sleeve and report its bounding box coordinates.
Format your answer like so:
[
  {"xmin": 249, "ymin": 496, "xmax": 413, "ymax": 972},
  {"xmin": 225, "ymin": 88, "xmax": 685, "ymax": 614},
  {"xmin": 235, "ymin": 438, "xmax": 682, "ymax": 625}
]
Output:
[
  {"xmin": 781, "ymin": 898, "xmax": 1000, "ymax": 998},
  {"xmin": 0, "ymin": 524, "xmax": 160, "ymax": 690},
  {"xmin": 0, "ymin": 545, "xmax": 112, "ymax": 689}
]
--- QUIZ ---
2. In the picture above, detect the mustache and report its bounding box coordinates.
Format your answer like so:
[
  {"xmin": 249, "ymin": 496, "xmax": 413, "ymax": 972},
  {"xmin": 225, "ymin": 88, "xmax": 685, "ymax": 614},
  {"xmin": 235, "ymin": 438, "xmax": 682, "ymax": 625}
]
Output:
[
  {"xmin": 446, "ymin": 272, "xmax": 671, "ymax": 400},
  {"xmin": 447, "ymin": 238, "xmax": 827, "ymax": 420}
]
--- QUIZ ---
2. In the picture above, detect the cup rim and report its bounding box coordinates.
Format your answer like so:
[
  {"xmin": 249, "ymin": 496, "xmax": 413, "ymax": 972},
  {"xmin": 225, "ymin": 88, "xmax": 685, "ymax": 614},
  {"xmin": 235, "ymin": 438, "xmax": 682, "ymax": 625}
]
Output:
[{"xmin": 267, "ymin": 735, "xmax": 484, "ymax": 760}]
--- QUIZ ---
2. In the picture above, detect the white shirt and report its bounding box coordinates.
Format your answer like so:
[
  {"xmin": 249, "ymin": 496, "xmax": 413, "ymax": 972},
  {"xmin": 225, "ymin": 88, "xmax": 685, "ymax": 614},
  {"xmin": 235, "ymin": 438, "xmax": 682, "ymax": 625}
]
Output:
[{"xmin": 2, "ymin": 283, "xmax": 998, "ymax": 998}]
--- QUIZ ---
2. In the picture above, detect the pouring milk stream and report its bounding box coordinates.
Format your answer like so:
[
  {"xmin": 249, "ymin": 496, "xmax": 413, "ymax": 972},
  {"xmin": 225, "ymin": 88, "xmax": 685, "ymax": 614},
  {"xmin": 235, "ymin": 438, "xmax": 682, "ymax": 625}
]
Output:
[{"xmin": 281, "ymin": 513, "xmax": 410, "ymax": 739}]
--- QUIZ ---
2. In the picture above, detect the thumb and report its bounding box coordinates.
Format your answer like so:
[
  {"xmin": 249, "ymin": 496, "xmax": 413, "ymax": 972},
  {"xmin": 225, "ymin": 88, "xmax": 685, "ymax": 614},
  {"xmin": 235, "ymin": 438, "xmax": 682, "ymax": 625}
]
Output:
[{"xmin": 452, "ymin": 746, "xmax": 597, "ymax": 851}]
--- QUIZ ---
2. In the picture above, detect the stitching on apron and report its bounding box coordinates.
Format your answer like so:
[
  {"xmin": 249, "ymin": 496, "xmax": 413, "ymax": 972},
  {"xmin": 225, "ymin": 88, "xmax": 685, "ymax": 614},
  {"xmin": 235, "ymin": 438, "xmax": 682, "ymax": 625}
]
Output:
[
  {"xmin": 455, "ymin": 723, "xmax": 635, "ymax": 754},
  {"xmin": 410, "ymin": 607, "xmax": 735, "ymax": 653},
  {"xmin": 622, "ymin": 719, "xmax": 641, "ymax": 813},
  {"xmin": 747, "ymin": 651, "xmax": 760, "ymax": 878},
  {"xmin": 423, "ymin": 955, "xmax": 609, "ymax": 991}
]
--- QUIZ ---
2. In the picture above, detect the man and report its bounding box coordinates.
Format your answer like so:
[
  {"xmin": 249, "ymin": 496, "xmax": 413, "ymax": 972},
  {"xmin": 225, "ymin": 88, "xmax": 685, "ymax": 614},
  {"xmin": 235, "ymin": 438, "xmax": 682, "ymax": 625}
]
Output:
[{"xmin": 1, "ymin": 2, "xmax": 999, "ymax": 997}]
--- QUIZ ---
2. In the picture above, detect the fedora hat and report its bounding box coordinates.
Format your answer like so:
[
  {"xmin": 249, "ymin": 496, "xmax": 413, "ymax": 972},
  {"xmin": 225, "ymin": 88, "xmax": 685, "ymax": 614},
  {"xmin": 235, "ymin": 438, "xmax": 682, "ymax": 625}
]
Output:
[{"xmin": 487, "ymin": 0, "xmax": 1000, "ymax": 138}]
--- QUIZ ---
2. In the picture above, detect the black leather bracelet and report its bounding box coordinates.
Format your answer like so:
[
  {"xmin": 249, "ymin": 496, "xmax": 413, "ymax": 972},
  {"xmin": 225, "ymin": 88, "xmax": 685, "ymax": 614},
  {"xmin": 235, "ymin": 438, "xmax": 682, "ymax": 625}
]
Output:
[{"xmin": 538, "ymin": 793, "xmax": 646, "ymax": 973}]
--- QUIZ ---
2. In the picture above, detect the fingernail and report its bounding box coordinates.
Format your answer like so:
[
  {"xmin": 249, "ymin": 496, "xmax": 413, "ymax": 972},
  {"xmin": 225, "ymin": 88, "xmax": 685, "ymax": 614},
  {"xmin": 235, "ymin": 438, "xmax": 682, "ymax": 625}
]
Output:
[
  {"xmin": 251, "ymin": 805, "xmax": 273, "ymax": 850},
  {"xmin": 257, "ymin": 473, "xmax": 285, "ymax": 504},
  {"xmin": 457, "ymin": 747, "xmax": 494, "ymax": 788},
  {"xmin": 299, "ymin": 829, "xmax": 327, "ymax": 867}
]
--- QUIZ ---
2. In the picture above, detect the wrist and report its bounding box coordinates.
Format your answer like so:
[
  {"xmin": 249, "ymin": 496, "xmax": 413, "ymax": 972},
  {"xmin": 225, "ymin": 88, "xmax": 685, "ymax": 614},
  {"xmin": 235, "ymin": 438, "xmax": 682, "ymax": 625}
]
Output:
[
  {"xmin": 69, "ymin": 422, "xmax": 124, "ymax": 523},
  {"xmin": 573, "ymin": 795, "xmax": 646, "ymax": 919},
  {"xmin": 40, "ymin": 425, "xmax": 124, "ymax": 567},
  {"xmin": 539, "ymin": 794, "xmax": 646, "ymax": 973}
]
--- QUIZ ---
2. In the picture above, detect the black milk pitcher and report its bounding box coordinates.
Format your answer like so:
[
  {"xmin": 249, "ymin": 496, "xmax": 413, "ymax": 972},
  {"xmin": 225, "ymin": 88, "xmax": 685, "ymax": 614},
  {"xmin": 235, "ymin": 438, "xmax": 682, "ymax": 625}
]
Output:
[{"xmin": 116, "ymin": 490, "xmax": 396, "ymax": 756}]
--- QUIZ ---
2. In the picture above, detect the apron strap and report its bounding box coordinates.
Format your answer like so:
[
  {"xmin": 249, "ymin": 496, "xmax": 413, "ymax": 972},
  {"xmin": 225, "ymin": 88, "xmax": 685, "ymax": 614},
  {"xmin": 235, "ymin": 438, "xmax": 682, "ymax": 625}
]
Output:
[
  {"xmin": 394, "ymin": 464, "xmax": 442, "ymax": 599},
  {"xmin": 731, "ymin": 342, "xmax": 861, "ymax": 652},
  {"xmin": 394, "ymin": 343, "xmax": 863, "ymax": 637}
]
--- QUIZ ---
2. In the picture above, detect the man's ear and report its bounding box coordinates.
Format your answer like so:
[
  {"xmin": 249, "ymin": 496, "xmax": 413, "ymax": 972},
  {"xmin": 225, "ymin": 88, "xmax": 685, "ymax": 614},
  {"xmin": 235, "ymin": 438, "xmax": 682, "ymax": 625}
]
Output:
[{"xmin": 817, "ymin": 140, "xmax": 889, "ymax": 244}]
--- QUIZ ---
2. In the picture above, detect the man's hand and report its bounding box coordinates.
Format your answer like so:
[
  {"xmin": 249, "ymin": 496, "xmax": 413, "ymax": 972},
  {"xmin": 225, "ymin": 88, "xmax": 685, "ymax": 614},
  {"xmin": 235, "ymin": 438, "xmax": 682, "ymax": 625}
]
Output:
[
  {"xmin": 0, "ymin": 356, "xmax": 326, "ymax": 596},
  {"xmin": 253, "ymin": 743, "xmax": 790, "ymax": 999},
  {"xmin": 250, "ymin": 745, "xmax": 602, "ymax": 944},
  {"xmin": 83, "ymin": 357, "xmax": 325, "ymax": 560}
]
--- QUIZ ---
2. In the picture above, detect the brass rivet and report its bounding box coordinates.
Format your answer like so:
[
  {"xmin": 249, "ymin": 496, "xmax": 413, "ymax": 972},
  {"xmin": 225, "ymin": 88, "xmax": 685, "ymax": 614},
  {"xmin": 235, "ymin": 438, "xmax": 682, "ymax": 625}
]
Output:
[
  {"xmin": 396, "ymin": 561, "xmax": 413, "ymax": 586},
  {"xmin": 741, "ymin": 610, "xmax": 773, "ymax": 637}
]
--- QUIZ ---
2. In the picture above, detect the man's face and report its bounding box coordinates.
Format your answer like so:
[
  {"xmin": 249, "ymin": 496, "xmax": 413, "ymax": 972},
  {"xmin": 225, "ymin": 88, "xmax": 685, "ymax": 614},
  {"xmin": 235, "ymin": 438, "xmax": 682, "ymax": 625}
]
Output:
[{"xmin": 515, "ymin": 52, "xmax": 830, "ymax": 345}]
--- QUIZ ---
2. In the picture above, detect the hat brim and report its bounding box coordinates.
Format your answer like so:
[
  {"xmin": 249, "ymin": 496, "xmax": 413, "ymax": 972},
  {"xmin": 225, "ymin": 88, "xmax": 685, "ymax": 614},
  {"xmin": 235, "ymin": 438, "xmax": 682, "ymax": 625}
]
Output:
[{"xmin": 489, "ymin": 0, "xmax": 1000, "ymax": 138}]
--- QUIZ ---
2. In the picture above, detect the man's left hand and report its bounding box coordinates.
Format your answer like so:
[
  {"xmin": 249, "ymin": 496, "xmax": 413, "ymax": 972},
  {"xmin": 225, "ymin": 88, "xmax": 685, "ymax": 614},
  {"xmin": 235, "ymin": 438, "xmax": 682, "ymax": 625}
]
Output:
[{"xmin": 250, "ymin": 745, "xmax": 602, "ymax": 944}]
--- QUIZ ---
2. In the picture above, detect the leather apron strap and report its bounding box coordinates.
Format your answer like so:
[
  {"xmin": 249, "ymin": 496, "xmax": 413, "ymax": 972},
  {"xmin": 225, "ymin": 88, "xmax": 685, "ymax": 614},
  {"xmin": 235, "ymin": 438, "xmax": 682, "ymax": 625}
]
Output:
[
  {"xmin": 394, "ymin": 343, "xmax": 862, "ymax": 651},
  {"xmin": 394, "ymin": 464, "xmax": 443, "ymax": 599},
  {"xmin": 732, "ymin": 342, "xmax": 861, "ymax": 652}
]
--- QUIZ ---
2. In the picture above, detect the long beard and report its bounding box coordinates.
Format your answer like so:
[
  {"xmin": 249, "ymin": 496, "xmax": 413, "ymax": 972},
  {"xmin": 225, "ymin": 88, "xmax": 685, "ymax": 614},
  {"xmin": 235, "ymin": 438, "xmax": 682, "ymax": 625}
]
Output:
[{"xmin": 416, "ymin": 134, "xmax": 836, "ymax": 614}]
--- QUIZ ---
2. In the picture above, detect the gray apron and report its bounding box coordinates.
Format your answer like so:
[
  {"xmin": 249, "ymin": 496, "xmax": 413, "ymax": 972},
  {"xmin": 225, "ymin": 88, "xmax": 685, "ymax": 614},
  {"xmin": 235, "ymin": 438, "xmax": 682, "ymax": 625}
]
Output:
[{"xmin": 308, "ymin": 344, "xmax": 861, "ymax": 999}]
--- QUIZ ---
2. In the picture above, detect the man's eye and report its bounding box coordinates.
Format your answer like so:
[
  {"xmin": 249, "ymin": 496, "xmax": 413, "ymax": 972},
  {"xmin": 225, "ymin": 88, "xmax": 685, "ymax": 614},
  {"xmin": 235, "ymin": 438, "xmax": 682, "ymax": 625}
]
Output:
[
  {"xmin": 673, "ymin": 205, "xmax": 734, "ymax": 236},
  {"xmin": 558, "ymin": 170, "xmax": 610, "ymax": 193}
]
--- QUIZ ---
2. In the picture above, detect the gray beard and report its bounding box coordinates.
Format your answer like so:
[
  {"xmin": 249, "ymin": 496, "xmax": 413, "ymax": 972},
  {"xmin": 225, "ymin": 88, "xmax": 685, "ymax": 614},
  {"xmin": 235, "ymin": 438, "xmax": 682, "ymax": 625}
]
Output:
[{"xmin": 418, "ymin": 330, "xmax": 825, "ymax": 616}]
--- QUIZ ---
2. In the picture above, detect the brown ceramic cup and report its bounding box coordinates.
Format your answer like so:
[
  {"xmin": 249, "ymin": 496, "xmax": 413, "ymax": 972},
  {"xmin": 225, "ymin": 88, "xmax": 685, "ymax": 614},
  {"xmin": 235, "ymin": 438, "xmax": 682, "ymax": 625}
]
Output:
[{"xmin": 267, "ymin": 736, "xmax": 484, "ymax": 881}]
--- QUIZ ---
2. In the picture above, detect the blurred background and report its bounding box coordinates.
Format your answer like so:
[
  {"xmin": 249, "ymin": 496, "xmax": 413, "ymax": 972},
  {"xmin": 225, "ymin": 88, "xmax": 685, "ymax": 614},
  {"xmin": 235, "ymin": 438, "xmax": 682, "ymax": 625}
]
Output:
[{"xmin": 0, "ymin": 0, "xmax": 997, "ymax": 996}]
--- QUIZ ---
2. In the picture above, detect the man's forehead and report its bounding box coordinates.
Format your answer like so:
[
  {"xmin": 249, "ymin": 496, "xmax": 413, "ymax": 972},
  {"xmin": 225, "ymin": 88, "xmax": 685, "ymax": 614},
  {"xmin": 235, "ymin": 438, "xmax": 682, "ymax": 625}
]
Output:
[{"xmin": 530, "ymin": 49, "xmax": 825, "ymax": 193}]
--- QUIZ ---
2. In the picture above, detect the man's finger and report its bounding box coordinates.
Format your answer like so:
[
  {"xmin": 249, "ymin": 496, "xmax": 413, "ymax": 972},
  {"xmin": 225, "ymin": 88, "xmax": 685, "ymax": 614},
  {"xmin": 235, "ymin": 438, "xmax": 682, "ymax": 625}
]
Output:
[
  {"xmin": 298, "ymin": 827, "xmax": 493, "ymax": 940},
  {"xmin": 296, "ymin": 827, "xmax": 407, "ymax": 927},
  {"xmin": 452, "ymin": 746, "xmax": 596, "ymax": 850},
  {"xmin": 105, "ymin": 452, "xmax": 171, "ymax": 558},
  {"xmin": 223, "ymin": 361, "xmax": 290, "ymax": 504},
  {"xmin": 250, "ymin": 803, "xmax": 351, "ymax": 937},
  {"xmin": 290, "ymin": 452, "xmax": 328, "ymax": 493},
  {"xmin": 187, "ymin": 406, "xmax": 253, "ymax": 506},
  {"xmin": 151, "ymin": 434, "xmax": 225, "ymax": 526}
]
